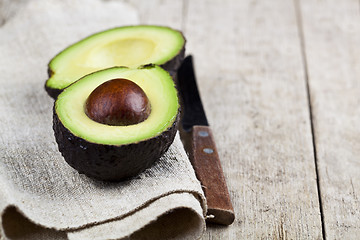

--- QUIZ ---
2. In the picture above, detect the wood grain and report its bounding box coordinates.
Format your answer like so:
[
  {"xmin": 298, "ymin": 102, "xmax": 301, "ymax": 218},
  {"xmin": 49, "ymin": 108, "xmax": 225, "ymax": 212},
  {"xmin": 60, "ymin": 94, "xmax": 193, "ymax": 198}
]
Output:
[
  {"xmin": 129, "ymin": 0, "xmax": 323, "ymax": 238},
  {"xmin": 299, "ymin": 0, "xmax": 360, "ymax": 238},
  {"xmin": 189, "ymin": 126, "xmax": 235, "ymax": 225},
  {"xmin": 124, "ymin": 0, "xmax": 184, "ymax": 30},
  {"xmin": 4, "ymin": 0, "xmax": 360, "ymax": 238},
  {"xmin": 183, "ymin": 0, "xmax": 323, "ymax": 238}
]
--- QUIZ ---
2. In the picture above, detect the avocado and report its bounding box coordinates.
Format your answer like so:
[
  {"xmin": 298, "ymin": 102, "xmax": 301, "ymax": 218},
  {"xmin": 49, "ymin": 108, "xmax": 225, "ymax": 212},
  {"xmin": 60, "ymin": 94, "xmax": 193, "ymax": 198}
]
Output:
[
  {"xmin": 45, "ymin": 25, "xmax": 185, "ymax": 98},
  {"xmin": 53, "ymin": 65, "xmax": 179, "ymax": 181}
]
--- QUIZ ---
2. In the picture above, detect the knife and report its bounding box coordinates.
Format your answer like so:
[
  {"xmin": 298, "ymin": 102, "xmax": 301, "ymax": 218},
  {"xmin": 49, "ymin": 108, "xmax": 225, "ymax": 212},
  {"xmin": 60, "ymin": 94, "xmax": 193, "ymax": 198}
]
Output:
[{"xmin": 177, "ymin": 55, "xmax": 235, "ymax": 225}]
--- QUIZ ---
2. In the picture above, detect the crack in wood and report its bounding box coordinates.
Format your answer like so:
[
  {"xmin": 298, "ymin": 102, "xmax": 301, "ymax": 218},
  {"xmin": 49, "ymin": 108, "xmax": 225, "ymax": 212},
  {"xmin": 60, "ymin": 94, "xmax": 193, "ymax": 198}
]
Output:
[{"xmin": 294, "ymin": 0, "xmax": 326, "ymax": 239}]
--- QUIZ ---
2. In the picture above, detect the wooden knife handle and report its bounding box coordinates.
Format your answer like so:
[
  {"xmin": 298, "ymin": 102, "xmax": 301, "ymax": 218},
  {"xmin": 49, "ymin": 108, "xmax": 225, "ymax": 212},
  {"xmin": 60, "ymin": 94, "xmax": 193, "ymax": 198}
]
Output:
[{"xmin": 190, "ymin": 125, "xmax": 235, "ymax": 225}]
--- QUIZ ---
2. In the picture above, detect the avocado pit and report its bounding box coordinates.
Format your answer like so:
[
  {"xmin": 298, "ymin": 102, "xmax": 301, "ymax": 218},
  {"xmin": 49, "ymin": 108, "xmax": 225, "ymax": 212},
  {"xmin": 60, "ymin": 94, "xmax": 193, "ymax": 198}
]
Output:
[
  {"xmin": 53, "ymin": 66, "xmax": 179, "ymax": 181},
  {"xmin": 85, "ymin": 78, "xmax": 151, "ymax": 126}
]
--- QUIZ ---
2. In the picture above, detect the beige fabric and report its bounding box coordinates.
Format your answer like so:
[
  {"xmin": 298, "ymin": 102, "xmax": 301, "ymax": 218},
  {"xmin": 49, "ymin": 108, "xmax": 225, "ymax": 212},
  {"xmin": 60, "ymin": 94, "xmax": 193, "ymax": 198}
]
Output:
[{"xmin": 0, "ymin": 0, "xmax": 206, "ymax": 239}]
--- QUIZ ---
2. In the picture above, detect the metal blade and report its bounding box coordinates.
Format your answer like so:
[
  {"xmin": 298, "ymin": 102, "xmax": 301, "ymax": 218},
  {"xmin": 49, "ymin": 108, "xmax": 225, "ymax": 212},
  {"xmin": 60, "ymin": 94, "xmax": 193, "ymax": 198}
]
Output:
[{"xmin": 177, "ymin": 55, "xmax": 209, "ymax": 132}]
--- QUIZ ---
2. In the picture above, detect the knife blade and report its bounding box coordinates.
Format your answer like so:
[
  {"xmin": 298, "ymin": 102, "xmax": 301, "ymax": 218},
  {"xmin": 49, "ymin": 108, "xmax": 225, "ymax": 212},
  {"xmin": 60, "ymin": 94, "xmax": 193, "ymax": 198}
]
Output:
[{"xmin": 177, "ymin": 55, "xmax": 235, "ymax": 225}]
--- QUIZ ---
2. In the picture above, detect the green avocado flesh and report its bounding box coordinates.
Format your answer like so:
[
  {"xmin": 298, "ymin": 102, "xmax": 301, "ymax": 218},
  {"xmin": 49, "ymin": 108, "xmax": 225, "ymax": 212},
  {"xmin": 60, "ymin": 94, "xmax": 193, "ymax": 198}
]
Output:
[
  {"xmin": 55, "ymin": 66, "xmax": 179, "ymax": 145},
  {"xmin": 47, "ymin": 25, "xmax": 185, "ymax": 91}
]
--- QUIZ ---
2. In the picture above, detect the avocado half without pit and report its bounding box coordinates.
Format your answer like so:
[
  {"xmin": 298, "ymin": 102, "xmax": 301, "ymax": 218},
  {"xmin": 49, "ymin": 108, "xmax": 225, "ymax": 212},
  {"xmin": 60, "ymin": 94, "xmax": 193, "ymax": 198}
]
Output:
[
  {"xmin": 45, "ymin": 25, "xmax": 185, "ymax": 99},
  {"xmin": 53, "ymin": 65, "xmax": 179, "ymax": 181}
]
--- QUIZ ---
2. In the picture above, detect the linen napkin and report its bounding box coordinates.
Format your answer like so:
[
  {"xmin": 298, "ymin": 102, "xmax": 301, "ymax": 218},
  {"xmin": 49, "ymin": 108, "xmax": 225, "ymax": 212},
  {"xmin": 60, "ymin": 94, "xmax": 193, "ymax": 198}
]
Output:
[{"xmin": 0, "ymin": 0, "xmax": 206, "ymax": 239}]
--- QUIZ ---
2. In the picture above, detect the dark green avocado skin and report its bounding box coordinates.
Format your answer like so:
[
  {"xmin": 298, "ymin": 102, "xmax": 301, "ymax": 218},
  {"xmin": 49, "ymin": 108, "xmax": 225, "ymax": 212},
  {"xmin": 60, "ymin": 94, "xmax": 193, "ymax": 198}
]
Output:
[
  {"xmin": 163, "ymin": 46, "xmax": 185, "ymax": 78},
  {"xmin": 53, "ymin": 107, "xmax": 179, "ymax": 181},
  {"xmin": 45, "ymin": 68, "xmax": 62, "ymax": 99},
  {"xmin": 45, "ymin": 46, "xmax": 185, "ymax": 99},
  {"xmin": 45, "ymin": 84, "xmax": 62, "ymax": 99}
]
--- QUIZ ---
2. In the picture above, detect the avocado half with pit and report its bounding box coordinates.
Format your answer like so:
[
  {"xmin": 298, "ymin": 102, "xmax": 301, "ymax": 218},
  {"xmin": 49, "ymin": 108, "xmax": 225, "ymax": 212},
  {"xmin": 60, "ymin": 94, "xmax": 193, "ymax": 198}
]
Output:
[
  {"xmin": 46, "ymin": 25, "xmax": 185, "ymax": 98},
  {"xmin": 53, "ymin": 65, "xmax": 179, "ymax": 181}
]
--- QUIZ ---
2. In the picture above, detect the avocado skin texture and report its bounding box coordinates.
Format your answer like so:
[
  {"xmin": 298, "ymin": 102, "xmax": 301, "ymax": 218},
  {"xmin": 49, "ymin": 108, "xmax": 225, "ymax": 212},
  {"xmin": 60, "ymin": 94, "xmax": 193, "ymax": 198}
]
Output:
[
  {"xmin": 45, "ymin": 68, "xmax": 62, "ymax": 99},
  {"xmin": 162, "ymin": 46, "xmax": 185, "ymax": 79},
  {"xmin": 53, "ymin": 107, "xmax": 179, "ymax": 181},
  {"xmin": 45, "ymin": 86, "xmax": 62, "ymax": 99},
  {"xmin": 44, "ymin": 68, "xmax": 62, "ymax": 99}
]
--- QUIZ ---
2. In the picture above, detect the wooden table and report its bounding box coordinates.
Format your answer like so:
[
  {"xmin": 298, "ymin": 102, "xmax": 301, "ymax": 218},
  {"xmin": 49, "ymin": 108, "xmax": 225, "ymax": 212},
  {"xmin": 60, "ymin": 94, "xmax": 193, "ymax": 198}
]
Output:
[
  {"xmin": 1, "ymin": 0, "xmax": 358, "ymax": 239},
  {"xmin": 128, "ymin": 0, "xmax": 360, "ymax": 239}
]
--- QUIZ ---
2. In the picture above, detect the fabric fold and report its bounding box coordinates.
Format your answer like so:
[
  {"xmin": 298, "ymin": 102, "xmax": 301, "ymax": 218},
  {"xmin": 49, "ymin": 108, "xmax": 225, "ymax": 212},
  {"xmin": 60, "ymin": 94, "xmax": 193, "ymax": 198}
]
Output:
[{"xmin": 67, "ymin": 192, "xmax": 205, "ymax": 240}]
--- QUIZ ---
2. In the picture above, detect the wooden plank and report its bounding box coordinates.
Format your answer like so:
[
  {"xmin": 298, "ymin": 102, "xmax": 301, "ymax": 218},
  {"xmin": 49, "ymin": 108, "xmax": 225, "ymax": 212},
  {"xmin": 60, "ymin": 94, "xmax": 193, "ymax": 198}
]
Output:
[
  {"xmin": 124, "ymin": 0, "xmax": 184, "ymax": 30},
  {"xmin": 299, "ymin": 0, "xmax": 360, "ymax": 238},
  {"xmin": 0, "ymin": 0, "xmax": 325, "ymax": 238},
  {"xmin": 129, "ymin": 0, "xmax": 324, "ymax": 238},
  {"xmin": 182, "ymin": 0, "xmax": 323, "ymax": 239}
]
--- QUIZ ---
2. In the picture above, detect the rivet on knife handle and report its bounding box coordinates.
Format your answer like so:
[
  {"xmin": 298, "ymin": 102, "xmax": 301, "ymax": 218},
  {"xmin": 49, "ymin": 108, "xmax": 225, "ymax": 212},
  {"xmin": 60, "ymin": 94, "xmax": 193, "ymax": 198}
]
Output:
[
  {"xmin": 190, "ymin": 125, "xmax": 235, "ymax": 225},
  {"xmin": 177, "ymin": 55, "xmax": 235, "ymax": 225}
]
